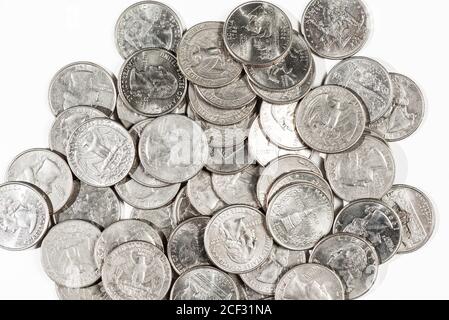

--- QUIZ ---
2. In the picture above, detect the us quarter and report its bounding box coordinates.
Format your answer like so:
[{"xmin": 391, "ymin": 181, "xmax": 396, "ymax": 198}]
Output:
[
  {"xmin": 0, "ymin": 182, "xmax": 51, "ymax": 251},
  {"xmin": 130, "ymin": 203, "xmax": 175, "ymax": 240},
  {"xmin": 172, "ymin": 187, "xmax": 201, "ymax": 226},
  {"xmin": 275, "ymin": 263, "xmax": 345, "ymax": 300},
  {"xmin": 187, "ymin": 170, "xmax": 226, "ymax": 216},
  {"xmin": 204, "ymin": 205, "xmax": 273, "ymax": 274},
  {"xmin": 41, "ymin": 220, "xmax": 101, "ymax": 288},
  {"xmin": 116, "ymin": 95, "xmax": 149, "ymax": 129},
  {"xmin": 67, "ymin": 118, "xmax": 135, "ymax": 187},
  {"xmin": 7, "ymin": 148, "xmax": 74, "ymax": 213},
  {"xmin": 56, "ymin": 282, "xmax": 110, "ymax": 300},
  {"xmin": 206, "ymin": 142, "xmax": 254, "ymax": 175}
]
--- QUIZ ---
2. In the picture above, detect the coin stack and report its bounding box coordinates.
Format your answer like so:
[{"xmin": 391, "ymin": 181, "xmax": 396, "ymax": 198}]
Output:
[{"xmin": 0, "ymin": 0, "xmax": 435, "ymax": 301}]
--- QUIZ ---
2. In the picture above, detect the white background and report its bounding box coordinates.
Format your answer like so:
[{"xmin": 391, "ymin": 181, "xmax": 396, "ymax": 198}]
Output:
[{"xmin": 0, "ymin": 0, "xmax": 447, "ymax": 300}]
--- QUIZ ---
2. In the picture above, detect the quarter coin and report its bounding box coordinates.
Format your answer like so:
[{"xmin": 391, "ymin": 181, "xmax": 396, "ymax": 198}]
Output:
[{"xmin": 186, "ymin": 170, "xmax": 226, "ymax": 216}]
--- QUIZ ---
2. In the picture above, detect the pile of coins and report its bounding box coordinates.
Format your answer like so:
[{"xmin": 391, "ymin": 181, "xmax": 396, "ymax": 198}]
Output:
[{"xmin": 0, "ymin": 0, "xmax": 435, "ymax": 300}]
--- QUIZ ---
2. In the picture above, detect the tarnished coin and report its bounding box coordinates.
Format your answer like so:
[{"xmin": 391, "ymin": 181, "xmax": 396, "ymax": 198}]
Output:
[
  {"xmin": 296, "ymin": 85, "xmax": 367, "ymax": 154},
  {"xmin": 196, "ymin": 77, "xmax": 256, "ymax": 110},
  {"xmin": 55, "ymin": 183, "xmax": 122, "ymax": 229},
  {"xmin": 325, "ymin": 57, "xmax": 393, "ymax": 122},
  {"xmin": 48, "ymin": 62, "xmax": 117, "ymax": 117},
  {"xmin": 187, "ymin": 170, "xmax": 226, "ymax": 216},
  {"xmin": 130, "ymin": 203, "xmax": 175, "ymax": 240},
  {"xmin": 116, "ymin": 95, "xmax": 149, "ymax": 129},
  {"xmin": 170, "ymin": 266, "xmax": 239, "ymax": 300},
  {"xmin": 267, "ymin": 183, "xmax": 334, "ymax": 250},
  {"xmin": 206, "ymin": 142, "xmax": 254, "ymax": 175},
  {"xmin": 56, "ymin": 282, "xmax": 110, "ymax": 300},
  {"xmin": 41, "ymin": 220, "xmax": 101, "ymax": 288},
  {"xmin": 245, "ymin": 31, "xmax": 312, "ymax": 91},
  {"xmin": 115, "ymin": 1, "xmax": 183, "ymax": 59},
  {"xmin": 370, "ymin": 73, "xmax": 425, "ymax": 142},
  {"xmin": 325, "ymin": 135, "xmax": 395, "ymax": 202},
  {"xmin": 49, "ymin": 107, "xmax": 107, "ymax": 156},
  {"xmin": 212, "ymin": 165, "xmax": 261, "ymax": 208},
  {"xmin": 240, "ymin": 244, "xmax": 306, "ymax": 296},
  {"xmin": 167, "ymin": 216, "xmax": 211, "ymax": 275},
  {"xmin": 178, "ymin": 21, "xmax": 242, "ymax": 88},
  {"xmin": 119, "ymin": 48, "xmax": 187, "ymax": 116},
  {"xmin": 67, "ymin": 118, "xmax": 135, "ymax": 187},
  {"xmin": 115, "ymin": 177, "xmax": 180, "ymax": 210},
  {"xmin": 7, "ymin": 148, "xmax": 74, "ymax": 213},
  {"xmin": 204, "ymin": 205, "xmax": 273, "ymax": 274},
  {"xmin": 248, "ymin": 116, "xmax": 312, "ymax": 167},
  {"xmin": 102, "ymin": 241, "xmax": 172, "ymax": 300},
  {"xmin": 0, "ymin": 182, "xmax": 51, "ymax": 251},
  {"xmin": 94, "ymin": 219, "xmax": 164, "ymax": 269},
  {"xmin": 173, "ymin": 187, "xmax": 201, "ymax": 225},
  {"xmin": 382, "ymin": 185, "xmax": 435, "ymax": 254},
  {"xmin": 224, "ymin": 1, "xmax": 293, "ymax": 66},
  {"xmin": 334, "ymin": 199, "xmax": 402, "ymax": 264},
  {"xmin": 259, "ymin": 101, "xmax": 307, "ymax": 151},
  {"xmin": 275, "ymin": 263, "xmax": 345, "ymax": 300},
  {"xmin": 302, "ymin": 0, "xmax": 370, "ymax": 60},
  {"xmin": 139, "ymin": 114, "xmax": 208, "ymax": 183},
  {"xmin": 310, "ymin": 233, "xmax": 379, "ymax": 300}
]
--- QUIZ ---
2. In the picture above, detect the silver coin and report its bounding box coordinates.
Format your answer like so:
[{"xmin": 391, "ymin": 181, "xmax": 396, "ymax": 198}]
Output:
[
  {"xmin": 56, "ymin": 282, "xmax": 111, "ymax": 300},
  {"xmin": 186, "ymin": 170, "xmax": 226, "ymax": 216},
  {"xmin": 102, "ymin": 241, "xmax": 172, "ymax": 300},
  {"xmin": 206, "ymin": 142, "xmax": 254, "ymax": 175},
  {"xmin": 48, "ymin": 62, "xmax": 117, "ymax": 117},
  {"xmin": 259, "ymin": 101, "xmax": 307, "ymax": 151},
  {"xmin": 94, "ymin": 219, "xmax": 164, "ymax": 269},
  {"xmin": 0, "ymin": 182, "xmax": 51, "ymax": 251},
  {"xmin": 310, "ymin": 233, "xmax": 379, "ymax": 299},
  {"xmin": 248, "ymin": 116, "xmax": 312, "ymax": 167},
  {"xmin": 130, "ymin": 203, "xmax": 175, "ymax": 240},
  {"xmin": 170, "ymin": 266, "xmax": 239, "ymax": 300},
  {"xmin": 67, "ymin": 118, "xmax": 135, "ymax": 187},
  {"xmin": 241, "ymin": 284, "xmax": 272, "ymax": 300},
  {"xmin": 7, "ymin": 148, "xmax": 74, "ymax": 213},
  {"xmin": 178, "ymin": 21, "xmax": 242, "ymax": 88},
  {"xmin": 296, "ymin": 85, "xmax": 367, "ymax": 154},
  {"xmin": 257, "ymin": 155, "xmax": 322, "ymax": 209},
  {"xmin": 211, "ymin": 165, "xmax": 261, "ymax": 208},
  {"xmin": 139, "ymin": 114, "xmax": 208, "ymax": 183},
  {"xmin": 115, "ymin": 177, "xmax": 180, "ymax": 210},
  {"xmin": 167, "ymin": 216, "xmax": 211, "ymax": 275},
  {"xmin": 115, "ymin": 1, "xmax": 183, "ymax": 59},
  {"xmin": 369, "ymin": 73, "xmax": 425, "ymax": 142},
  {"xmin": 267, "ymin": 183, "xmax": 334, "ymax": 250},
  {"xmin": 204, "ymin": 205, "xmax": 274, "ymax": 274},
  {"xmin": 245, "ymin": 31, "xmax": 312, "ymax": 91},
  {"xmin": 173, "ymin": 187, "xmax": 201, "ymax": 226},
  {"xmin": 196, "ymin": 76, "xmax": 256, "ymax": 110},
  {"xmin": 119, "ymin": 48, "xmax": 187, "ymax": 116},
  {"xmin": 275, "ymin": 263, "xmax": 345, "ymax": 300},
  {"xmin": 55, "ymin": 182, "xmax": 122, "ymax": 229},
  {"xmin": 325, "ymin": 57, "xmax": 393, "ymax": 122},
  {"xmin": 325, "ymin": 135, "xmax": 395, "ymax": 202},
  {"xmin": 240, "ymin": 244, "xmax": 306, "ymax": 296},
  {"xmin": 334, "ymin": 199, "xmax": 402, "ymax": 264},
  {"xmin": 49, "ymin": 107, "xmax": 107, "ymax": 156},
  {"xmin": 224, "ymin": 1, "xmax": 293, "ymax": 66},
  {"xmin": 382, "ymin": 185, "xmax": 435, "ymax": 254},
  {"xmin": 116, "ymin": 95, "xmax": 149, "ymax": 129},
  {"xmin": 41, "ymin": 220, "xmax": 101, "ymax": 288},
  {"xmin": 302, "ymin": 0, "xmax": 370, "ymax": 60}
]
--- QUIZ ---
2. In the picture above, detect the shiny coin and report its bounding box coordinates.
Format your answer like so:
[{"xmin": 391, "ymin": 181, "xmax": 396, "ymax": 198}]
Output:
[
  {"xmin": 187, "ymin": 170, "xmax": 226, "ymax": 216},
  {"xmin": 115, "ymin": 1, "xmax": 183, "ymax": 59},
  {"xmin": 67, "ymin": 118, "xmax": 135, "ymax": 187},
  {"xmin": 172, "ymin": 186, "xmax": 201, "ymax": 225},
  {"xmin": 178, "ymin": 21, "xmax": 242, "ymax": 88},
  {"xmin": 116, "ymin": 95, "xmax": 149, "ymax": 129},
  {"xmin": 41, "ymin": 220, "xmax": 101, "ymax": 288},
  {"xmin": 0, "ymin": 182, "xmax": 51, "ymax": 251},
  {"xmin": 167, "ymin": 216, "xmax": 211, "ymax": 275},
  {"xmin": 275, "ymin": 263, "xmax": 345, "ymax": 300},
  {"xmin": 102, "ymin": 241, "xmax": 172, "ymax": 300},
  {"xmin": 7, "ymin": 148, "xmax": 74, "ymax": 213},
  {"xmin": 302, "ymin": 0, "xmax": 370, "ymax": 60},
  {"xmin": 119, "ymin": 48, "xmax": 187, "ymax": 116},
  {"xmin": 310, "ymin": 233, "xmax": 379, "ymax": 300},
  {"xmin": 56, "ymin": 282, "xmax": 111, "ymax": 300},
  {"xmin": 296, "ymin": 85, "xmax": 367, "ymax": 154},
  {"xmin": 206, "ymin": 142, "xmax": 254, "ymax": 175},
  {"xmin": 224, "ymin": 1, "xmax": 293, "ymax": 66},
  {"xmin": 130, "ymin": 202, "xmax": 175, "ymax": 240},
  {"xmin": 382, "ymin": 185, "xmax": 435, "ymax": 254},
  {"xmin": 204, "ymin": 205, "xmax": 273, "ymax": 274},
  {"xmin": 241, "ymin": 284, "xmax": 272, "ymax": 300},
  {"xmin": 334, "ymin": 199, "xmax": 402, "ymax": 264},
  {"xmin": 170, "ymin": 266, "xmax": 239, "ymax": 300}
]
